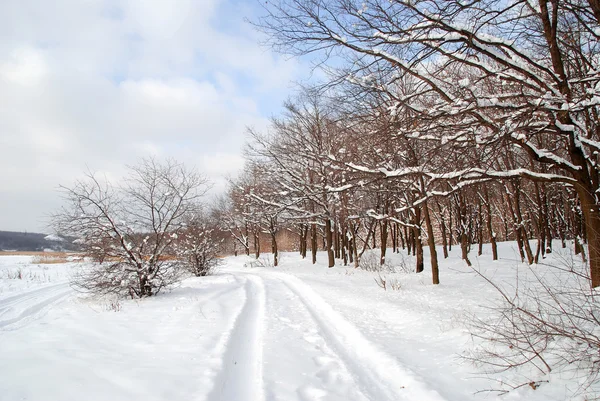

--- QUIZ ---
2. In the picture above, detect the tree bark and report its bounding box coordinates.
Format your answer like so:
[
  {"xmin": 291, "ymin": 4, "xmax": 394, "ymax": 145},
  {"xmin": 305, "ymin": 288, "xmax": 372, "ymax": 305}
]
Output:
[
  {"xmin": 350, "ymin": 221, "xmax": 359, "ymax": 268},
  {"xmin": 391, "ymin": 222, "xmax": 397, "ymax": 254},
  {"xmin": 271, "ymin": 229, "xmax": 278, "ymax": 267},
  {"xmin": 577, "ymin": 188, "xmax": 600, "ymax": 287},
  {"xmin": 325, "ymin": 218, "xmax": 334, "ymax": 268},
  {"xmin": 483, "ymin": 187, "xmax": 498, "ymax": 260},
  {"xmin": 333, "ymin": 219, "xmax": 341, "ymax": 259},
  {"xmin": 423, "ymin": 200, "xmax": 439, "ymax": 284},
  {"xmin": 311, "ymin": 223, "xmax": 317, "ymax": 264},
  {"xmin": 254, "ymin": 230, "xmax": 260, "ymax": 259},
  {"xmin": 438, "ymin": 202, "xmax": 449, "ymax": 259},
  {"xmin": 414, "ymin": 207, "xmax": 424, "ymax": 273},
  {"xmin": 380, "ymin": 220, "xmax": 388, "ymax": 266},
  {"xmin": 477, "ymin": 199, "xmax": 484, "ymax": 256}
]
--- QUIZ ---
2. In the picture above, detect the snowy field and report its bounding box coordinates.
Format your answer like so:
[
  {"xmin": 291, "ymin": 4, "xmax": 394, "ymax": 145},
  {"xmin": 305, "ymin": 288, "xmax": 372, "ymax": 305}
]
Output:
[{"xmin": 0, "ymin": 243, "xmax": 595, "ymax": 401}]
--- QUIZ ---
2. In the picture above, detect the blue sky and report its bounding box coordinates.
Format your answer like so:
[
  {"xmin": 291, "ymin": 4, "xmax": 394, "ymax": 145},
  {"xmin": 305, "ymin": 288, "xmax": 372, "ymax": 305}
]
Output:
[{"xmin": 0, "ymin": 0, "xmax": 309, "ymax": 232}]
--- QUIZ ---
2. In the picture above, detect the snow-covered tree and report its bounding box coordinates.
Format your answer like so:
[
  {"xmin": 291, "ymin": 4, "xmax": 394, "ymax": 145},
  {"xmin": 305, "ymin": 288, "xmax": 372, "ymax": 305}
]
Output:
[
  {"xmin": 179, "ymin": 212, "xmax": 222, "ymax": 277},
  {"xmin": 258, "ymin": 0, "xmax": 600, "ymax": 285},
  {"xmin": 53, "ymin": 158, "xmax": 210, "ymax": 298}
]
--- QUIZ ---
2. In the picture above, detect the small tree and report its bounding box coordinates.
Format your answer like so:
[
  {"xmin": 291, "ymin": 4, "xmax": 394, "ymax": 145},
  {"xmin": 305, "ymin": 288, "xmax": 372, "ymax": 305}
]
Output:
[
  {"xmin": 179, "ymin": 213, "xmax": 222, "ymax": 277},
  {"xmin": 53, "ymin": 158, "xmax": 210, "ymax": 298}
]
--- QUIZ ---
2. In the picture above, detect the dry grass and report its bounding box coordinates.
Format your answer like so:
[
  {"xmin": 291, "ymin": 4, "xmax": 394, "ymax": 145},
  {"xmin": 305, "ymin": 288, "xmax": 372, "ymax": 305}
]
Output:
[
  {"xmin": 31, "ymin": 254, "xmax": 69, "ymax": 264},
  {"xmin": 0, "ymin": 251, "xmax": 83, "ymax": 264}
]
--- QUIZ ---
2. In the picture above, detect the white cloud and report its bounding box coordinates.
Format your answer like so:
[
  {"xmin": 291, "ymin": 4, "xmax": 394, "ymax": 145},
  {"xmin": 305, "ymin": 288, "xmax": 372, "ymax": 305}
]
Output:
[
  {"xmin": 0, "ymin": 0, "xmax": 301, "ymax": 232},
  {"xmin": 0, "ymin": 47, "xmax": 47, "ymax": 85}
]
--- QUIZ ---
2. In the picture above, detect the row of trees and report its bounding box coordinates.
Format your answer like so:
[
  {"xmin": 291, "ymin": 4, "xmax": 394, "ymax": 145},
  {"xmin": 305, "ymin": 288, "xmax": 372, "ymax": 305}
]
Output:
[
  {"xmin": 216, "ymin": 0, "xmax": 599, "ymax": 286},
  {"xmin": 53, "ymin": 158, "xmax": 222, "ymax": 298},
  {"xmin": 218, "ymin": 91, "xmax": 588, "ymax": 282}
]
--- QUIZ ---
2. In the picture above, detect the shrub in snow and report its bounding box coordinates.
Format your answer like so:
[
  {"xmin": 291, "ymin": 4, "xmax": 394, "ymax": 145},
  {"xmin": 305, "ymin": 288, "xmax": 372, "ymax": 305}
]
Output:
[
  {"xmin": 374, "ymin": 274, "xmax": 401, "ymax": 291},
  {"xmin": 254, "ymin": 255, "xmax": 275, "ymax": 268},
  {"xmin": 359, "ymin": 252, "xmax": 393, "ymax": 272},
  {"xmin": 52, "ymin": 158, "xmax": 210, "ymax": 298},
  {"xmin": 466, "ymin": 251, "xmax": 600, "ymax": 398},
  {"xmin": 179, "ymin": 215, "xmax": 222, "ymax": 277}
]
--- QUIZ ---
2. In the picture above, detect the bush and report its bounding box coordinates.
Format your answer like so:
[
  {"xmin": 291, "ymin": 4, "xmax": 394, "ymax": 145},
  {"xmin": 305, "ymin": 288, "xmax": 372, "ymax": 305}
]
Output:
[
  {"xmin": 53, "ymin": 158, "xmax": 210, "ymax": 298},
  {"xmin": 359, "ymin": 252, "xmax": 389, "ymax": 272},
  {"xmin": 179, "ymin": 215, "xmax": 222, "ymax": 277},
  {"xmin": 466, "ymin": 251, "xmax": 600, "ymax": 398}
]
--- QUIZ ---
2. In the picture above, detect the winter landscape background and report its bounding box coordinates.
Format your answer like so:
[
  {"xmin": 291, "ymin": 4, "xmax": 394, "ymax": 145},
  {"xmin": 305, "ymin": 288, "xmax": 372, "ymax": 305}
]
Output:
[{"xmin": 2, "ymin": 0, "xmax": 600, "ymax": 400}]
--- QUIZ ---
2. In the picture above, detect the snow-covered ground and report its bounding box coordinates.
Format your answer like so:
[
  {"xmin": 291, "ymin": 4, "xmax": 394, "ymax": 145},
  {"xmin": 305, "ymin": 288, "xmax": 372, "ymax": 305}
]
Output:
[{"xmin": 0, "ymin": 244, "xmax": 595, "ymax": 401}]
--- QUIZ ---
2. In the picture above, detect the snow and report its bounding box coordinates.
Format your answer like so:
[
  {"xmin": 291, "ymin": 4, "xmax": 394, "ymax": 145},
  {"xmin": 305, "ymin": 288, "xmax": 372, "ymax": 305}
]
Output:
[
  {"xmin": 458, "ymin": 78, "xmax": 470, "ymax": 88},
  {"xmin": 44, "ymin": 234, "xmax": 65, "ymax": 242},
  {"xmin": 0, "ymin": 245, "xmax": 594, "ymax": 400}
]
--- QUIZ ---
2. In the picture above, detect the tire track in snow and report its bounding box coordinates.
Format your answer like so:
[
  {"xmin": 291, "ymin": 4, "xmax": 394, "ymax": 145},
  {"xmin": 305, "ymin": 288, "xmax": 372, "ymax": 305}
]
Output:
[
  {"xmin": 206, "ymin": 275, "xmax": 266, "ymax": 401},
  {"xmin": 259, "ymin": 273, "xmax": 370, "ymax": 401},
  {"xmin": 276, "ymin": 273, "xmax": 448, "ymax": 401},
  {"xmin": 0, "ymin": 283, "xmax": 72, "ymax": 330},
  {"xmin": 150, "ymin": 276, "xmax": 244, "ymax": 343},
  {"xmin": 0, "ymin": 283, "xmax": 69, "ymax": 311}
]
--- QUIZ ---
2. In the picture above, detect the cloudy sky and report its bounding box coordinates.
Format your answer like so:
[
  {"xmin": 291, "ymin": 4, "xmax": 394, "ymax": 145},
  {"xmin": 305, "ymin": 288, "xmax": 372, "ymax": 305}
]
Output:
[{"xmin": 0, "ymin": 0, "xmax": 305, "ymax": 232}]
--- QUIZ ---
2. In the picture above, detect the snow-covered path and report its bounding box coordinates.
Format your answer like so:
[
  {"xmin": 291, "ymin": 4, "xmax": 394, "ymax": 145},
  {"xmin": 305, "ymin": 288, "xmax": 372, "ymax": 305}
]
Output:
[{"xmin": 207, "ymin": 270, "xmax": 446, "ymax": 401}]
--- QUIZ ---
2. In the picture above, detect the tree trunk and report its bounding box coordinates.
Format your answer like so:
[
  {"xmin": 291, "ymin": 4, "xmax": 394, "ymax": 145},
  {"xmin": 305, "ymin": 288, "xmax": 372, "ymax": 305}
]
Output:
[
  {"xmin": 423, "ymin": 200, "xmax": 439, "ymax": 284},
  {"xmin": 244, "ymin": 223, "xmax": 250, "ymax": 256},
  {"xmin": 414, "ymin": 207, "xmax": 424, "ymax": 273},
  {"xmin": 271, "ymin": 230, "xmax": 278, "ymax": 267},
  {"xmin": 350, "ymin": 221, "xmax": 359, "ymax": 268},
  {"xmin": 300, "ymin": 224, "xmax": 307, "ymax": 259},
  {"xmin": 372, "ymin": 222, "xmax": 377, "ymax": 249},
  {"xmin": 391, "ymin": 223, "xmax": 397, "ymax": 253},
  {"xmin": 477, "ymin": 199, "xmax": 484, "ymax": 256},
  {"xmin": 520, "ymin": 226, "xmax": 535, "ymax": 265},
  {"xmin": 460, "ymin": 232, "xmax": 472, "ymax": 267},
  {"xmin": 359, "ymin": 219, "xmax": 376, "ymax": 259},
  {"xmin": 399, "ymin": 223, "xmax": 406, "ymax": 250},
  {"xmin": 311, "ymin": 223, "xmax": 317, "ymax": 264},
  {"xmin": 439, "ymin": 206, "xmax": 449, "ymax": 259},
  {"xmin": 341, "ymin": 223, "xmax": 348, "ymax": 266},
  {"xmin": 333, "ymin": 219, "xmax": 341, "ymax": 259},
  {"xmin": 456, "ymin": 192, "xmax": 472, "ymax": 267},
  {"xmin": 254, "ymin": 230, "xmax": 260, "ymax": 259},
  {"xmin": 380, "ymin": 220, "xmax": 388, "ymax": 265},
  {"xmin": 507, "ymin": 172, "xmax": 532, "ymax": 266},
  {"xmin": 448, "ymin": 205, "xmax": 453, "ymax": 251},
  {"xmin": 325, "ymin": 218, "xmax": 334, "ymax": 268},
  {"xmin": 483, "ymin": 187, "xmax": 498, "ymax": 260},
  {"xmin": 578, "ymin": 189, "xmax": 600, "ymax": 287},
  {"xmin": 505, "ymin": 187, "xmax": 526, "ymax": 262}
]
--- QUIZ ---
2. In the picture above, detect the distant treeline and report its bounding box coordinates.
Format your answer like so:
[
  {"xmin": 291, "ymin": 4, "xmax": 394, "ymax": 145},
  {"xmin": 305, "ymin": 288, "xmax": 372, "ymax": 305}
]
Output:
[{"xmin": 0, "ymin": 231, "xmax": 78, "ymax": 252}]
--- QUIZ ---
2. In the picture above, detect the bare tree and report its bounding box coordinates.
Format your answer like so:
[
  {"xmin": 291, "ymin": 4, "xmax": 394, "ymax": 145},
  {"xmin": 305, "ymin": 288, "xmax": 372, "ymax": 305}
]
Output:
[
  {"xmin": 53, "ymin": 158, "xmax": 210, "ymax": 298},
  {"xmin": 214, "ymin": 188, "xmax": 252, "ymax": 257}
]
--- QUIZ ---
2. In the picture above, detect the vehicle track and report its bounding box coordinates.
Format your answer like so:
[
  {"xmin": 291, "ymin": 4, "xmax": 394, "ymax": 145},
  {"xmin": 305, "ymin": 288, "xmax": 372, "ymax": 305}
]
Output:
[
  {"xmin": 0, "ymin": 283, "xmax": 70, "ymax": 311},
  {"xmin": 0, "ymin": 283, "xmax": 72, "ymax": 329},
  {"xmin": 206, "ymin": 275, "xmax": 266, "ymax": 401},
  {"xmin": 270, "ymin": 272, "xmax": 448, "ymax": 401}
]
